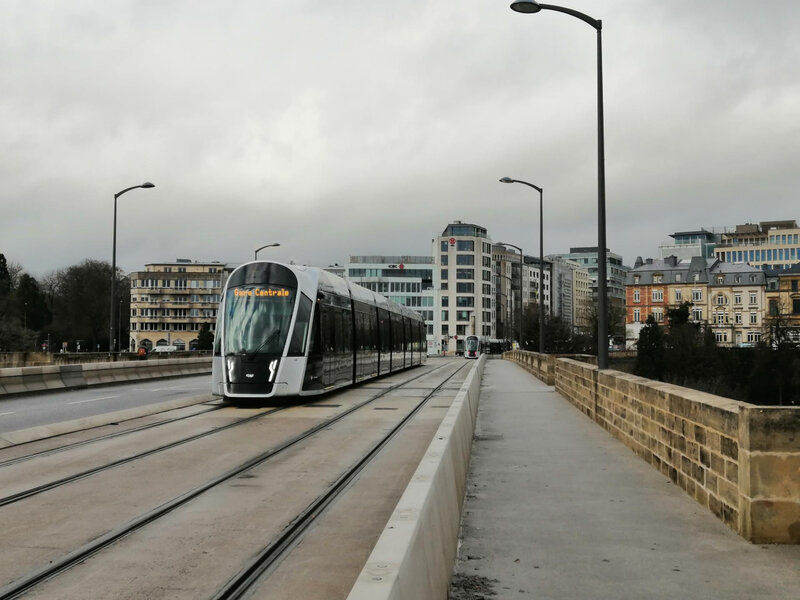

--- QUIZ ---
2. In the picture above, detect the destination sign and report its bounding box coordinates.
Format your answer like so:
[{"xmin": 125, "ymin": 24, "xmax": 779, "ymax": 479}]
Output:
[{"xmin": 234, "ymin": 287, "xmax": 290, "ymax": 298}]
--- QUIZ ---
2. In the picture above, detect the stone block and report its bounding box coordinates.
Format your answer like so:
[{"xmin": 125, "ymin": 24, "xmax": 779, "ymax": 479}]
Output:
[
  {"xmin": 740, "ymin": 498, "xmax": 800, "ymax": 543},
  {"xmin": 745, "ymin": 454, "xmax": 800, "ymax": 499},
  {"xmin": 740, "ymin": 406, "xmax": 800, "ymax": 452}
]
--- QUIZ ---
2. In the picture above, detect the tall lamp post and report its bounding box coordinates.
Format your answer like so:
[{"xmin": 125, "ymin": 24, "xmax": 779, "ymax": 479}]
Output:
[
  {"xmin": 254, "ymin": 243, "xmax": 280, "ymax": 260},
  {"xmin": 509, "ymin": 0, "xmax": 608, "ymax": 369},
  {"xmin": 500, "ymin": 177, "xmax": 545, "ymax": 354},
  {"xmin": 498, "ymin": 242, "xmax": 524, "ymax": 348},
  {"xmin": 109, "ymin": 182, "xmax": 155, "ymax": 359}
]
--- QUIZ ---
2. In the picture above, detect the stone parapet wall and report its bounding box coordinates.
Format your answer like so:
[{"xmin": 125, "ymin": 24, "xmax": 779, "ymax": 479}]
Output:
[
  {"xmin": 507, "ymin": 351, "xmax": 800, "ymax": 544},
  {"xmin": 503, "ymin": 350, "xmax": 595, "ymax": 386}
]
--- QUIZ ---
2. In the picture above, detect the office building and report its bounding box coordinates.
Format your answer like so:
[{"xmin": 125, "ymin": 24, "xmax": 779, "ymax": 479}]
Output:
[{"xmin": 346, "ymin": 255, "xmax": 436, "ymax": 354}]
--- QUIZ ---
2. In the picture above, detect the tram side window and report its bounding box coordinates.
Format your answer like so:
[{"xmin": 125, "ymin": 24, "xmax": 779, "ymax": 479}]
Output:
[{"xmin": 288, "ymin": 294, "xmax": 313, "ymax": 356}]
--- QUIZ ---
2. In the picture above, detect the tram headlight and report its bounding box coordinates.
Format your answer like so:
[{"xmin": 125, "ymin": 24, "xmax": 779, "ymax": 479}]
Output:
[{"xmin": 268, "ymin": 359, "xmax": 278, "ymax": 383}]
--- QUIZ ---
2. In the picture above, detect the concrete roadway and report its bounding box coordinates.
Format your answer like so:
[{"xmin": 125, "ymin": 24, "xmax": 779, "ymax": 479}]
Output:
[
  {"xmin": 0, "ymin": 374, "xmax": 211, "ymax": 433},
  {"xmin": 451, "ymin": 359, "xmax": 800, "ymax": 600}
]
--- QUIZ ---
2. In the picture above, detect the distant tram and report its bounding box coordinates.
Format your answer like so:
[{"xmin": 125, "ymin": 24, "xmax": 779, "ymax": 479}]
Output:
[
  {"xmin": 211, "ymin": 261, "xmax": 426, "ymax": 400},
  {"xmin": 464, "ymin": 335, "xmax": 481, "ymax": 359}
]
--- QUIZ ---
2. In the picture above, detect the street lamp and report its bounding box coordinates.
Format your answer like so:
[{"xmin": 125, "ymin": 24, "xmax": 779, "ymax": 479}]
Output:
[
  {"xmin": 500, "ymin": 177, "xmax": 545, "ymax": 355},
  {"xmin": 498, "ymin": 242, "xmax": 524, "ymax": 348},
  {"xmin": 509, "ymin": 0, "xmax": 609, "ymax": 369},
  {"xmin": 254, "ymin": 243, "xmax": 280, "ymax": 260},
  {"xmin": 109, "ymin": 182, "xmax": 155, "ymax": 359}
]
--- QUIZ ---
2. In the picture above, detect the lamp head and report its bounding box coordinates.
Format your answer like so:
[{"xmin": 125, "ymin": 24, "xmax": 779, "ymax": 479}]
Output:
[
  {"xmin": 510, "ymin": 1, "xmax": 542, "ymax": 14},
  {"xmin": 499, "ymin": 177, "xmax": 515, "ymax": 184},
  {"xmin": 141, "ymin": 182, "xmax": 155, "ymax": 188}
]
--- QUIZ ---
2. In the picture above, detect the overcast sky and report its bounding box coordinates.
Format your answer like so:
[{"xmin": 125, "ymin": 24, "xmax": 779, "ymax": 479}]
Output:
[{"xmin": 3, "ymin": 0, "xmax": 799, "ymax": 278}]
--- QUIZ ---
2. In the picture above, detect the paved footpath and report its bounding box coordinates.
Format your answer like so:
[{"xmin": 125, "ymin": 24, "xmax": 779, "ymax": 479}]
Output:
[{"xmin": 450, "ymin": 358, "xmax": 800, "ymax": 600}]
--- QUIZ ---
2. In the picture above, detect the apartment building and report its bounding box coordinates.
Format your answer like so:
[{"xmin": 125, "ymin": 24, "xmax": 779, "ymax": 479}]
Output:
[
  {"xmin": 765, "ymin": 263, "xmax": 800, "ymax": 344},
  {"xmin": 433, "ymin": 222, "xmax": 494, "ymax": 354},
  {"xmin": 129, "ymin": 260, "xmax": 230, "ymax": 352},
  {"xmin": 625, "ymin": 256, "xmax": 765, "ymax": 348},
  {"xmin": 346, "ymin": 255, "xmax": 436, "ymax": 354}
]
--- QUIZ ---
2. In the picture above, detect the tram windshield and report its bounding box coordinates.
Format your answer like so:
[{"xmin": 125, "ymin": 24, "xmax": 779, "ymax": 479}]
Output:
[
  {"xmin": 224, "ymin": 284, "xmax": 297, "ymax": 356},
  {"xmin": 465, "ymin": 336, "xmax": 479, "ymax": 352}
]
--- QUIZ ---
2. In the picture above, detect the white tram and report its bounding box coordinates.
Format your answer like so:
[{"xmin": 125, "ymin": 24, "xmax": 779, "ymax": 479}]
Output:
[
  {"xmin": 211, "ymin": 261, "xmax": 426, "ymax": 400},
  {"xmin": 464, "ymin": 335, "xmax": 481, "ymax": 359}
]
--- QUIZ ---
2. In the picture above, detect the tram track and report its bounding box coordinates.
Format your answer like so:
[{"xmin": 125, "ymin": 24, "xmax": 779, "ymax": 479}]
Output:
[
  {"xmin": 0, "ymin": 364, "xmax": 448, "ymax": 509},
  {"xmin": 213, "ymin": 361, "xmax": 468, "ymax": 600},
  {"xmin": 0, "ymin": 361, "xmax": 459, "ymax": 600},
  {"xmin": 0, "ymin": 402, "xmax": 223, "ymax": 469}
]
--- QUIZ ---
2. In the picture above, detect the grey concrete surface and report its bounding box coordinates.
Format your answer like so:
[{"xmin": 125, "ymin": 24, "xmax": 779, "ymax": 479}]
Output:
[{"xmin": 450, "ymin": 359, "xmax": 800, "ymax": 600}]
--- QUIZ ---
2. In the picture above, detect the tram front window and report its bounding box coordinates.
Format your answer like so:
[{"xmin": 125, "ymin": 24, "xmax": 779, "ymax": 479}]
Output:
[
  {"xmin": 224, "ymin": 284, "xmax": 297, "ymax": 356},
  {"xmin": 466, "ymin": 337, "xmax": 479, "ymax": 352}
]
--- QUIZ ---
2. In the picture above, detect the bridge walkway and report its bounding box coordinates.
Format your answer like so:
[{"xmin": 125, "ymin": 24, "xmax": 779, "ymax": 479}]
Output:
[{"xmin": 450, "ymin": 358, "xmax": 800, "ymax": 600}]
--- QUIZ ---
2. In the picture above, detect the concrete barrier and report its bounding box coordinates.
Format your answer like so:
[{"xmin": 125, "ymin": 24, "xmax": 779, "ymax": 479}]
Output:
[
  {"xmin": 347, "ymin": 355, "xmax": 486, "ymax": 600},
  {"xmin": 0, "ymin": 358, "xmax": 212, "ymax": 398}
]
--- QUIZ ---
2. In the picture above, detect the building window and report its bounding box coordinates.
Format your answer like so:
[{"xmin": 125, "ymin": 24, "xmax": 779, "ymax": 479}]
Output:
[
  {"xmin": 456, "ymin": 282, "xmax": 474, "ymax": 293},
  {"xmin": 749, "ymin": 292, "xmax": 757, "ymax": 304},
  {"xmin": 633, "ymin": 289, "xmax": 640, "ymax": 303},
  {"xmin": 456, "ymin": 311, "xmax": 471, "ymax": 321},
  {"xmin": 633, "ymin": 275, "xmax": 640, "ymax": 284},
  {"xmin": 734, "ymin": 293, "xmax": 742, "ymax": 304},
  {"xmin": 441, "ymin": 325, "xmax": 449, "ymax": 335},
  {"xmin": 441, "ymin": 297, "xmax": 449, "ymax": 307},
  {"xmin": 653, "ymin": 274, "xmax": 663, "ymax": 284},
  {"xmin": 674, "ymin": 289, "xmax": 682, "ymax": 302},
  {"xmin": 750, "ymin": 312, "xmax": 757, "ymax": 324},
  {"xmin": 441, "ymin": 255, "xmax": 448, "ymax": 266},
  {"xmin": 456, "ymin": 240, "xmax": 474, "ymax": 252},
  {"xmin": 456, "ymin": 325, "xmax": 467, "ymax": 336},
  {"xmin": 456, "ymin": 255, "xmax": 474, "ymax": 265},
  {"xmin": 692, "ymin": 308, "xmax": 703, "ymax": 321},
  {"xmin": 747, "ymin": 331, "xmax": 761, "ymax": 343},
  {"xmin": 652, "ymin": 290, "xmax": 663, "ymax": 302},
  {"xmin": 715, "ymin": 331, "xmax": 728, "ymax": 343},
  {"xmin": 441, "ymin": 241, "xmax": 448, "ymax": 252},
  {"xmin": 735, "ymin": 312, "xmax": 742, "ymax": 324},
  {"xmin": 675, "ymin": 273, "xmax": 682, "ymax": 282},
  {"xmin": 456, "ymin": 296, "xmax": 474, "ymax": 307},
  {"xmin": 692, "ymin": 289, "xmax": 702, "ymax": 301},
  {"xmin": 633, "ymin": 308, "xmax": 640, "ymax": 323},
  {"xmin": 441, "ymin": 269, "xmax": 448, "ymax": 280},
  {"xmin": 441, "ymin": 310, "xmax": 449, "ymax": 321},
  {"xmin": 793, "ymin": 299, "xmax": 800, "ymax": 314},
  {"xmin": 716, "ymin": 295, "xmax": 728, "ymax": 305},
  {"xmin": 456, "ymin": 269, "xmax": 474, "ymax": 280}
]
